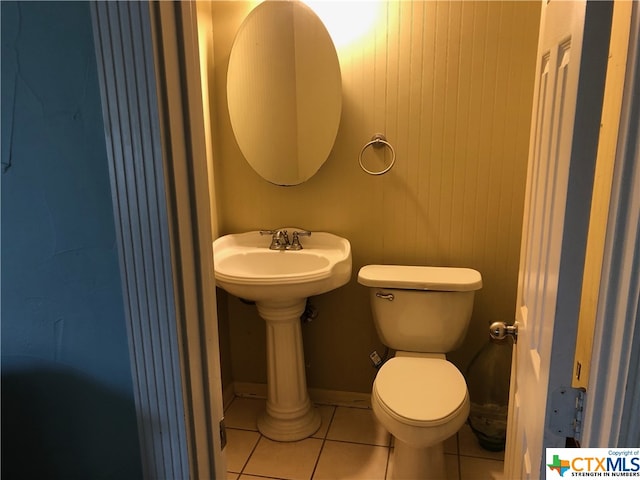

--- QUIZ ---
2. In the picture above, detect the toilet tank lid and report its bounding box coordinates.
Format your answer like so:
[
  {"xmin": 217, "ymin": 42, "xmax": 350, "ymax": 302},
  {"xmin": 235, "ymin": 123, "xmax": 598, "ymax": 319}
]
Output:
[{"xmin": 358, "ymin": 265, "xmax": 482, "ymax": 291}]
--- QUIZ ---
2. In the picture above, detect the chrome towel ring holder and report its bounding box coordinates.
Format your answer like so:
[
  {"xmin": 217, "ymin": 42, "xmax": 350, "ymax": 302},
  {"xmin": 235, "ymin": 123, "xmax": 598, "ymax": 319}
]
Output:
[{"xmin": 358, "ymin": 133, "xmax": 396, "ymax": 175}]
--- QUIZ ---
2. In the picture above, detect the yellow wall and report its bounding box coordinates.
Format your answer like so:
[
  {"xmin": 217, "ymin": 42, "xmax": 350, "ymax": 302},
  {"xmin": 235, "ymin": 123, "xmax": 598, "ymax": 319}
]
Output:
[{"xmin": 208, "ymin": 1, "xmax": 540, "ymax": 393}]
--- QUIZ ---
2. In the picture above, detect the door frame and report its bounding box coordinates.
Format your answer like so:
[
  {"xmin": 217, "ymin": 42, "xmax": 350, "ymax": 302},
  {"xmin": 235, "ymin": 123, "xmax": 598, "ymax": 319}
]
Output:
[
  {"xmin": 91, "ymin": 2, "xmax": 225, "ymax": 478},
  {"xmin": 91, "ymin": 0, "xmax": 638, "ymax": 477},
  {"xmin": 581, "ymin": 0, "xmax": 640, "ymax": 447},
  {"xmin": 504, "ymin": 2, "xmax": 639, "ymax": 474},
  {"xmin": 505, "ymin": 1, "xmax": 618, "ymax": 475}
]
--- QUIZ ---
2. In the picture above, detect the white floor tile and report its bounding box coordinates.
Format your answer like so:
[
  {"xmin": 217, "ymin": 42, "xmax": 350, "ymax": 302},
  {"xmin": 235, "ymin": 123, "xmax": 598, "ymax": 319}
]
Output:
[
  {"xmin": 224, "ymin": 397, "xmax": 266, "ymax": 431},
  {"xmin": 244, "ymin": 436, "xmax": 323, "ymax": 480},
  {"xmin": 311, "ymin": 404, "xmax": 336, "ymax": 439},
  {"xmin": 387, "ymin": 450, "xmax": 460, "ymax": 480},
  {"xmin": 458, "ymin": 423, "xmax": 505, "ymax": 461},
  {"xmin": 446, "ymin": 453, "xmax": 460, "ymax": 480},
  {"xmin": 459, "ymin": 456, "xmax": 504, "ymax": 480},
  {"xmin": 223, "ymin": 396, "xmax": 504, "ymax": 480},
  {"xmin": 444, "ymin": 433, "xmax": 458, "ymax": 455},
  {"xmin": 326, "ymin": 407, "xmax": 391, "ymax": 446},
  {"xmin": 314, "ymin": 440, "xmax": 389, "ymax": 480},
  {"xmin": 226, "ymin": 429, "xmax": 260, "ymax": 473}
]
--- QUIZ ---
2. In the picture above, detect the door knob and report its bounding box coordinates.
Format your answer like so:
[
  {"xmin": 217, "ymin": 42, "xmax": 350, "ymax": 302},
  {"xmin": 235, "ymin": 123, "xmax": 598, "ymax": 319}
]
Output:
[{"xmin": 489, "ymin": 321, "xmax": 518, "ymax": 343}]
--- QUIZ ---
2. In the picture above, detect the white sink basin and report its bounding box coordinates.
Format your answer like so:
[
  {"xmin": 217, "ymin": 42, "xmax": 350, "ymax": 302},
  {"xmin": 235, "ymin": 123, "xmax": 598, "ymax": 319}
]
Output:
[
  {"xmin": 213, "ymin": 229, "xmax": 352, "ymax": 302},
  {"xmin": 213, "ymin": 229, "xmax": 352, "ymax": 441}
]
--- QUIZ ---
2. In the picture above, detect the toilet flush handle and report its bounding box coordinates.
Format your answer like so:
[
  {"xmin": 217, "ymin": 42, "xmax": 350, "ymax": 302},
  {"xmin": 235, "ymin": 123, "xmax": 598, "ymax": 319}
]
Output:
[{"xmin": 375, "ymin": 291, "xmax": 395, "ymax": 301}]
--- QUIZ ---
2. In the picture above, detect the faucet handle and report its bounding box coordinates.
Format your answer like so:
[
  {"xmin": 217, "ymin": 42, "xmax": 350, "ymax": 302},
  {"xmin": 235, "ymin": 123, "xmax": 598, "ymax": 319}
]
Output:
[{"xmin": 288, "ymin": 230, "xmax": 312, "ymax": 250}]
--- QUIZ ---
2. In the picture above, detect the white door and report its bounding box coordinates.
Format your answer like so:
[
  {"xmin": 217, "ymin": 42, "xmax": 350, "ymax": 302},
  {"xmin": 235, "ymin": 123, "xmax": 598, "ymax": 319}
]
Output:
[{"xmin": 503, "ymin": 1, "xmax": 613, "ymax": 478}]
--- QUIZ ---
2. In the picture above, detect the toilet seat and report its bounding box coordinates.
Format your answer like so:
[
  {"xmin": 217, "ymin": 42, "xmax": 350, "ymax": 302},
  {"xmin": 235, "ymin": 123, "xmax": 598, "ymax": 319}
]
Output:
[{"xmin": 373, "ymin": 357, "xmax": 468, "ymax": 427}]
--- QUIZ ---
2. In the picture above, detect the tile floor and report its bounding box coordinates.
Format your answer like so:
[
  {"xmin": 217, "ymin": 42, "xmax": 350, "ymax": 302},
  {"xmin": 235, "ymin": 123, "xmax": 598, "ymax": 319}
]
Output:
[{"xmin": 224, "ymin": 397, "xmax": 504, "ymax": 480}]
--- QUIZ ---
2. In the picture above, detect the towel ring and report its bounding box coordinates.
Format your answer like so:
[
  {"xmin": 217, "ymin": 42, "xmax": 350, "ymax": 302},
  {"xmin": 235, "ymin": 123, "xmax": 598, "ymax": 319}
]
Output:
[{"xmin": 358, "ymin": 134, "xmax": 396, "ymax": 175}]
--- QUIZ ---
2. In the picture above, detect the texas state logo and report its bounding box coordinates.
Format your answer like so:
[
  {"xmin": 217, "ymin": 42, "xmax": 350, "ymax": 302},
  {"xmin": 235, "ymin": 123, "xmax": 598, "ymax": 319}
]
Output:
[
  {"xmin": 548, "ymin": 454, "xmax": 571, "ymax": 477},
  {"xmin": 546, "ymin": 449, "xmax": 640, "ymax": 478}
]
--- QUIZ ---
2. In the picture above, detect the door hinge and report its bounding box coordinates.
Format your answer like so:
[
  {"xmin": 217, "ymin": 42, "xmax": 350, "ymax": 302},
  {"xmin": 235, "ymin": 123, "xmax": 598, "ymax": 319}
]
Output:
[
  {"xmin": 548, "ymin": 387, "xmax": 585, "ymax": 442},
  {"xmin": 220, "ymin": 418, "xmax": 227, "ymax": 450}
]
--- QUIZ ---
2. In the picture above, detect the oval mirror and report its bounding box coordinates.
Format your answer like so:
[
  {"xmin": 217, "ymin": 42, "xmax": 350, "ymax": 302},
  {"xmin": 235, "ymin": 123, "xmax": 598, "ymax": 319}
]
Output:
[{"xmin": 227, "ymin": 1, "xmax": 342, "ymax": 186}]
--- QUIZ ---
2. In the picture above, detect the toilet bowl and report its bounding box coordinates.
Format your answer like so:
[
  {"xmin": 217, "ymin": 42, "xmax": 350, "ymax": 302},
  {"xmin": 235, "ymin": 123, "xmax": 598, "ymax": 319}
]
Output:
[
  {"xmin": 372, "ymin": 356, "xmax": 470, "ymax": 479},
  {"xmin": 358, "ymin": 265, "xmax": 482, "ymax": 480}
]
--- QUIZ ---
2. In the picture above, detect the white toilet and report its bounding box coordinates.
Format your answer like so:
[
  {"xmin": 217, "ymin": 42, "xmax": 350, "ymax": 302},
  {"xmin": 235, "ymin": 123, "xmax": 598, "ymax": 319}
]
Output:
[{"xmin": 358, "ymin": 265, "xmax": 482, "ymax": 480}]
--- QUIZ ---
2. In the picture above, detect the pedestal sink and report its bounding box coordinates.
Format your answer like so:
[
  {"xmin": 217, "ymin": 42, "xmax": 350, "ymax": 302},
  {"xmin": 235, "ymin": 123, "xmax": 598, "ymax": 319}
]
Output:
[{"xmin": 213, "ymin": 229, "xmax": 352, "ymax": 441}]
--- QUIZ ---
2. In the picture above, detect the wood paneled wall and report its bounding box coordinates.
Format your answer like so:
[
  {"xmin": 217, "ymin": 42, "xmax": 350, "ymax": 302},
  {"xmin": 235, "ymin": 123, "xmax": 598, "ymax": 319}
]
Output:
[{"xmin": 208, "ymin": 1, "xmax": 540, "ymax": 393}]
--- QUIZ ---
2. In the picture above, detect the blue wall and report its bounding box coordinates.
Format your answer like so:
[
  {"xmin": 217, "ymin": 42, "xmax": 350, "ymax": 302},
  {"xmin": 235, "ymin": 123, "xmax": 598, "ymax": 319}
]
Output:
[{"xmin": 1, "ymin": 2, "xmax": 142, "ymax": 477}]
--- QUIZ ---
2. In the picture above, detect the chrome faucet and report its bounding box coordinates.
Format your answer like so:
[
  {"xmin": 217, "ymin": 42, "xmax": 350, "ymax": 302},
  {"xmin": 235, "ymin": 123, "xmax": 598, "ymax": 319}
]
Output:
[
  {"xmin": 260, "ymin": 229, "xmax": 311, "ymax": 250},
  {"xmin": 260, "ymin": 229, "xmax": 289, "ymax": 250}
]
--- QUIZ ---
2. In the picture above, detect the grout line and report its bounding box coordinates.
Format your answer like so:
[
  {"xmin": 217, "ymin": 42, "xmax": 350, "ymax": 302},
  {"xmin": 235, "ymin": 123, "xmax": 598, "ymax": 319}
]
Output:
[
  {"xmin": 227, "ymin": 426, "xmax": 259, "ymax": 433},
  {"xmin": 239, "ymin": 432, "xmax": 263, "ymax": 477},
  {"xmin": 322, "ymin": 438, "xmax": 392, "ymax": 449},
  {"xmin": 459, "ymin": 452, "xmax": 505, "ymax": 460},
  {"xmin": 309, "ymin": 406, "xmax": 337, "ymax": 479},
  {"xmin": 237, "ymin": 474, "xmax": 288, "ymax": 480},
  {"xmin": 224, "ymin": 395, "xmax": 237, "ymax": 414},
  {"xmin": 456, "ymin": 433, "xmax": 462, "ymax": 480},
  {"xmin": 384, "ymin": 443, "xmax": 391, "ymax": 480}
]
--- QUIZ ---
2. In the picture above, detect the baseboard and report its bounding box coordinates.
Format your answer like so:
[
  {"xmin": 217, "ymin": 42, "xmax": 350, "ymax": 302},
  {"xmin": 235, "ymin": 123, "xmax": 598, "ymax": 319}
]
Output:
[
  {"xmin": 308, "ymin": 387, "xmax": 371, "ymax": 409},
  {"xmin": 222, "ymin": 383, "xmax": 237, "ymax": 410},
  {"xmin": 229, "ymin": 382, "xmax": 371, "ymax": 409},
  {"xmin": 230, "ymin": 382, "xmax": 267, "ymax": 400}
]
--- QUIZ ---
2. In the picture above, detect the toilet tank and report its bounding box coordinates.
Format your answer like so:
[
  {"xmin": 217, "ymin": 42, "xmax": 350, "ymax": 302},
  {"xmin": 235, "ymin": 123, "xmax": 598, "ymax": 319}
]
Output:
[{"xmin": 358, "ymin": 265, "xmax": 482, "ymax": 353}]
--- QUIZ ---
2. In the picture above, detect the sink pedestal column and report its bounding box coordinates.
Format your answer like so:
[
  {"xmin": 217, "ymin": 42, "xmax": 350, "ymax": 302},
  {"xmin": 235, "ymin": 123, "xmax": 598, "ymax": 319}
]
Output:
[{"xmin": 255, "ymin": 299, "xmax": 321, "ymax": 441}]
